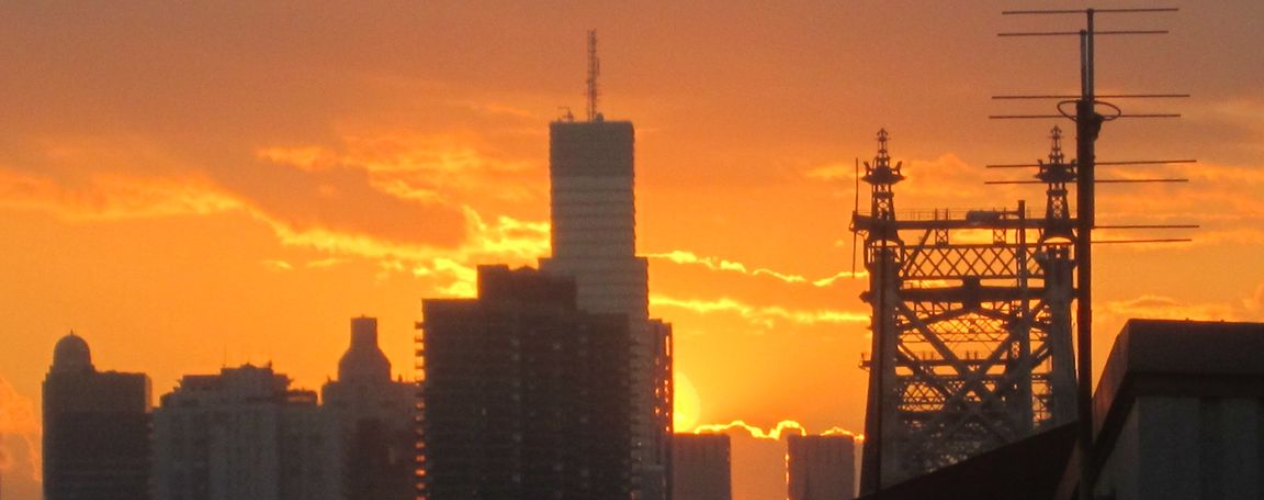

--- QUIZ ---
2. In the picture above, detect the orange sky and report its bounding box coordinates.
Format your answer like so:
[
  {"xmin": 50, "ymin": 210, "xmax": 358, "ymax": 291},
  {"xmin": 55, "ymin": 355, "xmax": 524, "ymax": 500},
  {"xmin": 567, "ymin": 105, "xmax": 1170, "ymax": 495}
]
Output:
[{"xmin": 2, "ymin": 1, "xmax": 1263, "ymax": 499}]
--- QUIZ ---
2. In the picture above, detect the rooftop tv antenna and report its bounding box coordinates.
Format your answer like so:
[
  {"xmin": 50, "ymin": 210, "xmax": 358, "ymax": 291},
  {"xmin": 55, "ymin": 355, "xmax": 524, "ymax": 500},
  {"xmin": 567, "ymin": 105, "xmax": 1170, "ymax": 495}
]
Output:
[
  {"xmin": 586, "ymin": 29, "xmax": 601, "ymax": 122},
  {"xmin": 992, "ymin": 8, "xmax": 1188, "ymax": 499}
]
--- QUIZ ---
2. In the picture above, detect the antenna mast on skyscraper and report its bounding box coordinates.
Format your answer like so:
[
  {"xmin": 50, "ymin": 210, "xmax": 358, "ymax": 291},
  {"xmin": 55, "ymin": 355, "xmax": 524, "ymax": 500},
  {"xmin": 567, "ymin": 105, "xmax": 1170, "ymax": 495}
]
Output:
[{"xmin": 586, "ymin": 29, "xmax": 601, "ymax": 122}]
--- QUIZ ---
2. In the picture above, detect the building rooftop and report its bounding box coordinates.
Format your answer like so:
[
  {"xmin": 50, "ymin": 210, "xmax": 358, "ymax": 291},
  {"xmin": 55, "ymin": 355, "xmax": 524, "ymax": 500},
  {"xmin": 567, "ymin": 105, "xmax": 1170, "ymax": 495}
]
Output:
[
  {"xmin": 857, "ymin": 319, "xmax": 1264, "ymax": 500},
  {"xmin": 856, "ymin": 423, "xmax": 1076, "ymax": 500},
  {"xmin": 1094, "ymin": 319, "xmax": 1264, "ymax": 438}
]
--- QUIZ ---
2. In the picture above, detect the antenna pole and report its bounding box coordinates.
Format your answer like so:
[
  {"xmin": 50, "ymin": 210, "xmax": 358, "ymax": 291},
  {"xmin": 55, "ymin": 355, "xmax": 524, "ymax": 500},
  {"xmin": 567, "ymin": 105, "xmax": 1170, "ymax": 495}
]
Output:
[
  {"xmin": 586, "ymin": 29, "xmax": 600, "ymax": 122},
  {"xmin": 1074, "ymin": 10, "xmax": 1098, "ymax": 500},
  {"xmin": 995, "ymin": 9, "xmax": 1181, "ymax": 496},
  {"xmin": 852, "ymin": 157, "xmax": 860, "ymax": 277}
]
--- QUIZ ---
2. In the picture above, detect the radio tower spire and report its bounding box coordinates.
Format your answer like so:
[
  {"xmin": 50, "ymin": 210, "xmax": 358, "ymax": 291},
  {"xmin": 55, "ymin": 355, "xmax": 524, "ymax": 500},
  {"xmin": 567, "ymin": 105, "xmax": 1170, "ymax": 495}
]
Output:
[{"xmin": 586, "ymin": 29, "xmax": 601, "ymax": 122}]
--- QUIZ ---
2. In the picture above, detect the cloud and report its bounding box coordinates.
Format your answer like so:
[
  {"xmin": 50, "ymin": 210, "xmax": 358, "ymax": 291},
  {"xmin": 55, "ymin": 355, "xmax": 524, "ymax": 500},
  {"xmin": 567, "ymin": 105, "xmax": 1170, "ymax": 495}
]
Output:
[
  {"xmin": 821, "ymin": 427, "xmax": 862, "ymax": 439},
  {"xmin": 1101, "ymin": 295, "xmax": 1238, "ymax": 323},
  {"xmin": 694, "ymin": 420, "xmax": 806, "ymax": 440},
  {"xmin": 649, "ymin": 294, "xmax": 869, "ymax": 329},
  {"xmin": 883, "ymin": 154, "xmax": 989, "ymax": 201},
  {"xmin": 692, "ymin": 419, "xmax": 861, "ymax": 441},
  {"xmin": 0, "ymin": 169, "xmax": 242, "ymax": 221},
  {"xmin": 1245, "ymin": 284, "xmax": 1264, "ymax": 313},
  {"xmin": 0, "ymin": 377, "xmax": 40, "ymax": 481},
  {"xmin": 0, "ymin": 3, "xmax": 557, "ymax": 286},
  {"xmin": 1, "ymin": 132, "xmax": 552, "ymax": 295},
  {"xmin": 259, "ymin": 257, "xmax": 348, "ymax": 272},
  {"xmin": 644, "ymin": 250, "xmax": 866, "ymax": 285},
  {"xmin": 261, "ymin": 259, "xmax": 295, "ymax": 271},
  {"xmin": 461, "ymin": 101, "xmax": 535, "ymax": 119},
  {"xmin": 257, "ymin": 130, "xmax": 540, "ymax": 204},
  {"xmin": 255, "ymin": 207, "xmax": 548, "ymax": 294},
  {"xmin": 805, "ymin": 162, "xmax": 855, "ymax": 182}
]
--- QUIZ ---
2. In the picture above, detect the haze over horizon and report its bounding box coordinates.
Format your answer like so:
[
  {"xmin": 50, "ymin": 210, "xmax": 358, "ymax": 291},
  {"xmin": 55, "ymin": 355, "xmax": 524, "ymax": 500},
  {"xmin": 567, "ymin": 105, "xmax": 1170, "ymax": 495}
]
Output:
[{"xmin": 3, "ymin": 1, "xmax": 1263, "ymax": 499}]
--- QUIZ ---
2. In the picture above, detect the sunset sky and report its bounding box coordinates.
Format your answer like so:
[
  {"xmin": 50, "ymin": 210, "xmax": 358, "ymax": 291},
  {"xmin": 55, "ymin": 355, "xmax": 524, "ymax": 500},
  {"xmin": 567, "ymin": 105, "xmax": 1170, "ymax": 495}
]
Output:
[{"xmin": 2, "ymin": 1, "xmax": 1262, "ymax": 499}]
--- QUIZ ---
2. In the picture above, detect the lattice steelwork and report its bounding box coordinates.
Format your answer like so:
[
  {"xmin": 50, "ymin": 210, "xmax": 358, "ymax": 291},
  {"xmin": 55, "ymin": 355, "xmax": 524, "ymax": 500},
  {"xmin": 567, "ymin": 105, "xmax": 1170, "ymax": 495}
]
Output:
[{"xmin": 854, "ymin": 129, "xmax": 1078, "ymax": 491}]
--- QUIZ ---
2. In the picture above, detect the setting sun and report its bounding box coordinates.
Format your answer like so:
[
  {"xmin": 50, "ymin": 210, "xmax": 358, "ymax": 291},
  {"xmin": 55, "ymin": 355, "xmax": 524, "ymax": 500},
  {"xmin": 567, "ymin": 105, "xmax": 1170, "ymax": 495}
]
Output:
[{"xmin": 674, "ymin": 371, "xmax": 701, "ymax": 432}]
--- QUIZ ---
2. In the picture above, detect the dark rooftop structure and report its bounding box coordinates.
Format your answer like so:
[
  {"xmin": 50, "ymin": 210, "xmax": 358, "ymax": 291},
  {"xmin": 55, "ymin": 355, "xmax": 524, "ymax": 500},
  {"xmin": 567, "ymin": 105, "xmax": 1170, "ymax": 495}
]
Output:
[
  {"xmin": 858, "ymin": 319, "xmax": 1264, "ymax": 500},
  {"xmin": 1073, "ymin": 319, "xmax": 1264, "ymax": 500},
  {"xmin": 855, "ymin": 423, "xmax": 1076, "ymax": 500}
]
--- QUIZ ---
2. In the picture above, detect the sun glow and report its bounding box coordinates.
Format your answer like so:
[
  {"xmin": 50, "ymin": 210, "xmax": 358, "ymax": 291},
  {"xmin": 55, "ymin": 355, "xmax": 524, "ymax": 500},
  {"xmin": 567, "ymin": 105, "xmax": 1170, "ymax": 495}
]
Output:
[{"xmin": 673, "ymin": 371, "xmax": 701, "ymax": 431}]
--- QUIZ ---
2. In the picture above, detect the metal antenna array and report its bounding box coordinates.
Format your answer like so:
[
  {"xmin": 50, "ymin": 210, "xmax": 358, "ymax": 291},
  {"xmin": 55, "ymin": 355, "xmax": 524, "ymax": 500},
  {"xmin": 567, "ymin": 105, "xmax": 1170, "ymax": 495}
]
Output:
[
  {"xmin": 586, "ymin": 29, "xmax": 601, "ymax": 122},
  {"xmin": 991, "ymin": 8, "xmax": 1190, "ymax": 500},
  {"xmin": 852, "ymin": 8, "xmax": 1193, "ymax": 495}
]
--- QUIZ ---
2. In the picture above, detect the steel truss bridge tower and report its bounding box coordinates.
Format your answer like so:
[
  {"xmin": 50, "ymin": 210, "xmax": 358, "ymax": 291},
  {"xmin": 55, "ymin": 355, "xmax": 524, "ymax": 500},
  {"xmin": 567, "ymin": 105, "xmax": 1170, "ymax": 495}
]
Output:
[{"xmin": 853, "ymin": 129, "xmax": 1078, "ymax": 492}]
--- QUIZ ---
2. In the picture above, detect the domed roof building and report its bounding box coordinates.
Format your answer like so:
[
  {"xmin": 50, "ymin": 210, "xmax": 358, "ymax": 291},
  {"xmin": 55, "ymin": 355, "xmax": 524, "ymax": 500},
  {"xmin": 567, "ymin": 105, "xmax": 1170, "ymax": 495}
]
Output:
[
  {"xmin": 337, "ymin": 317, "xmax": 392, "ymax": 384},
  {"xmin": 51, "ymin": 331, "xmax": 94, "ymax": 375},
  {"xmin": 43, "ymin": 331, "xmax": 151, "ymax": 500}
]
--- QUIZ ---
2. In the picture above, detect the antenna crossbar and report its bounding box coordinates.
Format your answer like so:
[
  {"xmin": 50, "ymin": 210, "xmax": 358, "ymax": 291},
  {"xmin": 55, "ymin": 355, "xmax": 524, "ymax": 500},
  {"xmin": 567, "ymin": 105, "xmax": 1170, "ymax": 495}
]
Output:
[
  {"xmin": 998, "ymin": 30, "xmax": 1169, "ymax": 37},
  {"xmin": 1002, "ymin": 8, "xmax": 1179, "ymax": 15},
  {"xmin": 986, "ymin": 159, "xmax": 1196, "ymax": 168},
  {"xmin": 993, "ymin": 94, "xmax": 1190, "ymax": 100},
  {"xmin": 1096, "ymin": 224, "xmax": 1200, "ymax": 229},
  {"xmin": 1096, "ymin": 160, "xmax": 1198, "ymax": 166},
  {"xmin": 1096, "ymin": 178, "xmax": 1188, "ymax": 183},
  {"xmin": 985, "ymin": 178, "xmax": 1188, "ymax": 185},
  {"xmin": 1093, "ymin": 238, "xmax": 1193, "ymax": 244},
  {"xmin": 989, "ymin": 113, "xmax": 1181, "ymax": 119}
]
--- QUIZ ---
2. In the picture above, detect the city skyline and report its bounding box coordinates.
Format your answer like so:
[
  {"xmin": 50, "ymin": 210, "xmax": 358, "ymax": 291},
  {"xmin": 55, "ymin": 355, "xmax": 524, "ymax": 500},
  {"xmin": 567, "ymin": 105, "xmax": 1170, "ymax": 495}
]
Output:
[{"xmin": 3, "ymin": 1, "xmax": 1263, "ymax": 499}]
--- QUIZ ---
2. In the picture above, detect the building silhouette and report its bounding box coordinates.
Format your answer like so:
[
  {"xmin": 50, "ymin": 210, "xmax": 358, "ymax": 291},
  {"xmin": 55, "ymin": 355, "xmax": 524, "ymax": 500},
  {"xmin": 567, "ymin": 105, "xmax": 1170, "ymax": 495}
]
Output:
[
  {"xmin": 540, "ymin": 115, "xmax": 674, "ymax": 500},
  {"xmin": 853, "ymin": 319, "xmax": 1264, "ymax": 500},
  {"xmin": 788, "ymin": 434, "xmax": 856, "ymax": 500},
  {"xmin": 152, "ymin": 364, "xmax": 337, "ymax": 500},
  {"xmin": 417, "ymin": 265, "xmax": 631, "ymax": 500},
  {"xmin": 322, "ymin": 316, "xmax": 415, "ymax": 500},
  {"xmin": 1084, "ymin": 320, "xmax": 1264, "ymax": 500},
  {"xmin": 43, "ymin": 332, "xmax": 152, "ymax": 500},
  {"xmin": 672, "ymin": 434, "xmax": 732, "ymax": 500}
]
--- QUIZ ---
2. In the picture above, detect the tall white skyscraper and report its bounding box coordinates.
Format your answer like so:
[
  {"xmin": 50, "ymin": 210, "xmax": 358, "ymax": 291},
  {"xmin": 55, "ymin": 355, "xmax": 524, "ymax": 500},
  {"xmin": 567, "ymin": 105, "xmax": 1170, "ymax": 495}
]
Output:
[
  {"xmin": 542, "ymin": 119, "xmax": 647, "ymax": 318},
  {"xmin": 540, "ymin": 116, "xmax": 673, "ymax": 500}
]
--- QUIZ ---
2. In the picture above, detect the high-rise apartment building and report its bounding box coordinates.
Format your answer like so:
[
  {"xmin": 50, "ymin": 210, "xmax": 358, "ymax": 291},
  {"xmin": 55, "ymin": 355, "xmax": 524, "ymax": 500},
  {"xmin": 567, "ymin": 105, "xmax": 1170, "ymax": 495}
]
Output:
[
  {"xmin": 672, "ymin": 434, "xmax": 732, "ymax": 500},
  {"xmin": 418, "ymin": 265, "xmax": 631, "ymax": 500},
  {"xmin": 787, "ymin": 435, "xmax": 856, "ymax": 500},
  {"xmin": 540, "ymin": 116, "xmax": 673, "ymax": 500},
  {"xmin": 322, "ymin": 316, "xmax": 415, "ymax": 500},
  {"xmin": 152, "ymin": 364, "xmax": 337, "ymax": 500},
  {"xmin": 42, "ymin": 332, "xmax": 152, "ymax": 500}
]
